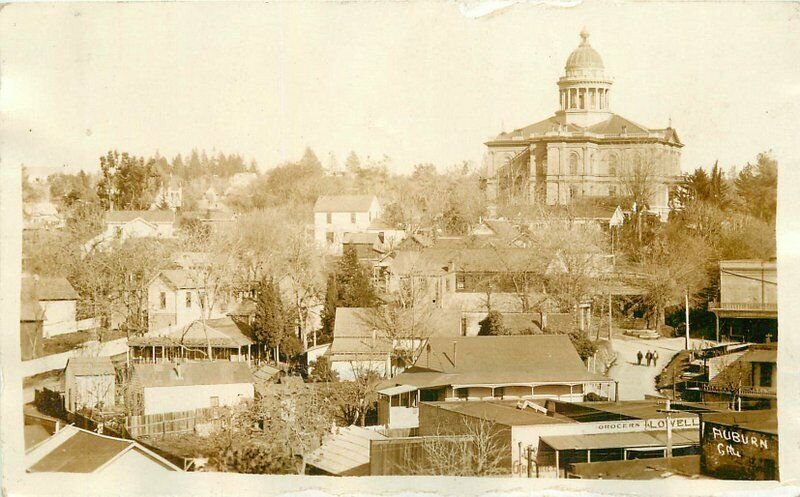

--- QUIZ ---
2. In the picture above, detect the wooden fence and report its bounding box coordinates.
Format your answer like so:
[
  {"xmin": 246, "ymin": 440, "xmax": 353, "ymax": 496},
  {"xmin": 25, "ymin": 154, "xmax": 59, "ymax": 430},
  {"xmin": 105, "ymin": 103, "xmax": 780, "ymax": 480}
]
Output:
[{"xmin": 125, "ymin": 407, "xmax": 225, "ymax": 439}]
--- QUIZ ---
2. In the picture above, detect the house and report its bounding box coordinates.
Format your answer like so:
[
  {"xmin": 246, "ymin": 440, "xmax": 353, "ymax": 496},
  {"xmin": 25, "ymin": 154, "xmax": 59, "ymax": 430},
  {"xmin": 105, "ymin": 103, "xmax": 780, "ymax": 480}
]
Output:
[
  {"xmin": 129, "ymin": 361, "xmax": 254, "ymax": 416},
  {"xmin": 151, "ymin": 175, "xmax": 182, "ymax": 210},
  {"xmin": 470, "ymin": 219, "xmax": 528, "ymax": 247},
  {"xmin": 64, "ymin": 356, "xmax": 116, "ymax": 412},
  {"xmin": 23, "ymin": 201, "xmax": 62, "ymax": 230},
  {"xmin": 365, "ymin": 220, "xmax": 407, "ymax": 249},
  {"xmin": 20, "ymin": 290, "xmax": 45, "ymax": 361},
  {"xmin": 342, "ymin": 232, "xmax": 388, "ymax": 264},
  {"xmin": 699, "ymin": 409, "xmax": 777, "ymax": 480},
  {"xmin": 129, "ymin": 316, "xmax": 254, "ymax": 364},
  {"xmin": 84, "ymin": 210, "xmax": 176, "ymax": 252},
  {"xmin": 197, "ymin": 186, "xmax": 228, "ymax": 211},
  {"xmin": 710, "ymin": 259, "xmax": 777, "ymax": 342},
  {"xmin": 313, "ymin": 195, "xmax": 381, "ymax": 254},
  {"xmin": 376, "ymin": 335, "xmax": 614, "ymax": 430},
  {"xmin": 702, "ymin": 343, "xmax": 776, "ymax": 410},
  {"xmin": 327, "ymin": 307, "xmax": 462, "ymax": 381},
  {"xmin": 26, "ymin": 425, "xmax": 180, "ymax": 474},
  {"xmin": 22, "ymin": 276, "xmax": 80, "ymax": 337},
  {"xmin": 147, "ymin": 269, "xmax": 229, "ymax": 332}
]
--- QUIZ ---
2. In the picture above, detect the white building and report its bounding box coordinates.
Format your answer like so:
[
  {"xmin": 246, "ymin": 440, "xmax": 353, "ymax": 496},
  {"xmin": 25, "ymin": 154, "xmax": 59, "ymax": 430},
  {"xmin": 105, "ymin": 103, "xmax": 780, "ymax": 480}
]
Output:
[
  {"xmin": 84, "ymin": 210, "xmax": 176, "ymax": 252},
  {"xmin": 129, "ymin": 361, "xmax": 254, "ymax": 416},
  {"xmin": 313, "ymin": 195, "xmax": 381, "ymax": 254},
  {"xmin": 147, "ymin": 269, "xmax": 229, "ymax": 332},
  {"xmin": 26, "ymin": 425, "xmax": 180, "ymax": 474},
  {"xmin": 22, "ymin": 276, "xmax": 80, "ymax": 337},
  {"xmin": 64, "ymin": 356, "xmax": 116, "ymax": 412}
]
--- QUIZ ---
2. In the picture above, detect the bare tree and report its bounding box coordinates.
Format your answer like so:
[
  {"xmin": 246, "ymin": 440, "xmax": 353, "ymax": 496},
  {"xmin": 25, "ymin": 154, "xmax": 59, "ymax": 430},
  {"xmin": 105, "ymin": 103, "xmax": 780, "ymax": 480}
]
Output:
[{"xmin": 405, "ymin": 417, "xmax": 509, "ymax": 476}]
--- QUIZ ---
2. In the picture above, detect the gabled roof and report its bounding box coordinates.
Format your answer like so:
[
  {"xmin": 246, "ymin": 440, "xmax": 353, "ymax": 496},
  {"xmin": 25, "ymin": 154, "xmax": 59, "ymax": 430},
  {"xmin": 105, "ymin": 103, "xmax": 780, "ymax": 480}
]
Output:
[
  {"xmin": 482, "ymin": 219, "xmax": 521, "ymax": 240},
  {"xmin": 307, "ymin": 425, "xmax": 386, "ymax": 476},
  {"xmin": 129, "ymin": 316, "xmax": 253, "ymax": 348},
  {"xmin": 22, "ymin": 276, "xmax": 79, "ymax": 301},
  {"xmin": 26, "ymin": 425, "xmax": 180, "ymax": 473},
  {"xmin": 65, "ymin": 356, "xmax": 115, "ymax": 376},
  {"xmin": 132, "ymin": 361, "xmax": 253, "ymax": 389},
  {"xmin": 391, "ymin": 335, "xmax": 605, "ymax": 386},
  {"xmin": 156, "ymin": 269, "xmax": 204, "ymax": 290},
  {"xmin": 105, "ymin": 210, "xmax": 176, "ymax": 224},
  {"xmin": 313, "ymin": 195, "xmax": 377, "ymax": 213}
]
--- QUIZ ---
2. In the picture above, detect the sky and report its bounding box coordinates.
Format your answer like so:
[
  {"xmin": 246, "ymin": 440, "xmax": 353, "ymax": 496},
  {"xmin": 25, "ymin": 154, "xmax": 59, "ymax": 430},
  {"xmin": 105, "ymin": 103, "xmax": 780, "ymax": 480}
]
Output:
[{"xmin": 2, "ymin": 2, "xmax": 799, "ymax": 176}]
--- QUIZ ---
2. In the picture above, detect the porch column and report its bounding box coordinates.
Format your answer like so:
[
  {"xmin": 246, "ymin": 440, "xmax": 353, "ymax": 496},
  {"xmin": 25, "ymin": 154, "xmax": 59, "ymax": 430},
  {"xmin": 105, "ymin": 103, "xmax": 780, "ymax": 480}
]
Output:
[
  {"xmin": 587, "ymin": 449, "xmax": 591, "ymax": 463},
  {"xmin": 161, "ymin": 345, "xmax": 165, "ymax": 363},
  {"xmin": 555, "ymin": 450, "xmax": 560, "ymax": 479},
  {"xmin": 715, "ymin": 314, "xmax": 720, "ymax": 343},
  {"xmin": 491, "ymin": 386, "xmax": 496, "ymax": 400},
  {"xmin": 569, "ymin": 384, "xmax": 574, "ymax": 399},
  {"xmin": 151, "ymin": 346, "xmax": 155, "ymax": 363}
]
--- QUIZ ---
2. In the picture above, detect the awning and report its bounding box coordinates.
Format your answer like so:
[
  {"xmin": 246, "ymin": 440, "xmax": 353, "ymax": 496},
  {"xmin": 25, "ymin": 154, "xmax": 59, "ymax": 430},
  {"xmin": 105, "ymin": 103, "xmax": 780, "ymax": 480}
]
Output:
[
  {"xmin": 541, "ymin": 430, "xmax": 699, "ymax": 451},
  {"xmin": 377, "ymin": 384, "xmax": 418, "ymax": 396}
]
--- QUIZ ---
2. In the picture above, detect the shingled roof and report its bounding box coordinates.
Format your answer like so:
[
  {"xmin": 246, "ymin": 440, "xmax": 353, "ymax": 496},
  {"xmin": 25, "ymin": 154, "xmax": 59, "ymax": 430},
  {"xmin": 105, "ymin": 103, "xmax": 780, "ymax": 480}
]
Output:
[{"xmin": 129, "ymin": 316, "xmax": 253, "ymax": 348}]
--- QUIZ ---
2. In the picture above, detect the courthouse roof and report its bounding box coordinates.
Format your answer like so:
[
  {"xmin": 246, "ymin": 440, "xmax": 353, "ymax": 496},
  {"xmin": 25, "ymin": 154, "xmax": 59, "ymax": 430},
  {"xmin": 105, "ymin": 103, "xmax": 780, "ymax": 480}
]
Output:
[{"xmin": 313, "ymin": 195, "xmax": 377, "ymax": 212}]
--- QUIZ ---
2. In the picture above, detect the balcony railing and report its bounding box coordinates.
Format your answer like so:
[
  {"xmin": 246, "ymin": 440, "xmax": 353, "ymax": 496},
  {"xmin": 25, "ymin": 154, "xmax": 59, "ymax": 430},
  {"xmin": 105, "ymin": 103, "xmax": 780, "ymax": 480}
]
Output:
[{"xmin": 709, "ymin": 302, "xmax": 778, "ymax": 312}]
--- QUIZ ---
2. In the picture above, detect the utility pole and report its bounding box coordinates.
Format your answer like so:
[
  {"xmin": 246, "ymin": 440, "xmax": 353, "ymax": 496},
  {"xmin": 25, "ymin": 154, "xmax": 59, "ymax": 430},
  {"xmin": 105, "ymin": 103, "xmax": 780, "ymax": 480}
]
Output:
[
  {"xmin": 657, "ymin": 399, "xmax": 677, "ymax": 459},
  {"xmin": 685, "ymin": 290, "xmax": 690, "ymax": 350}
]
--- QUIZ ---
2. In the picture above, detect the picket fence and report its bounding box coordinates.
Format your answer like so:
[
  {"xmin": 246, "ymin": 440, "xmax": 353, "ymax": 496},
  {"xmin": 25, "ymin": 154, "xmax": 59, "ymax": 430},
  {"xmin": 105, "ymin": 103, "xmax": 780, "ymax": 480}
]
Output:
[{"xmin": 125, "ymin": 407, "xmax": 224, "ymax": 439}]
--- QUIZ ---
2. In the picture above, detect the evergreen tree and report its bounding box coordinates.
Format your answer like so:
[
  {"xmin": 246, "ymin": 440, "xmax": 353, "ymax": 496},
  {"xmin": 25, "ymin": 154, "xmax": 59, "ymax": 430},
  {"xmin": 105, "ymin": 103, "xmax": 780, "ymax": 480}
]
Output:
[
  {"xmin": 478, "ymin": 310, "xmax": 507, "ymax": 336},
  {"xmin": 319, "ymin": 246, "xmax": 377, "ymax": 341},
  {"xmin": 344, "ymin": 151, "xmax": 361, "ymax": 174}
]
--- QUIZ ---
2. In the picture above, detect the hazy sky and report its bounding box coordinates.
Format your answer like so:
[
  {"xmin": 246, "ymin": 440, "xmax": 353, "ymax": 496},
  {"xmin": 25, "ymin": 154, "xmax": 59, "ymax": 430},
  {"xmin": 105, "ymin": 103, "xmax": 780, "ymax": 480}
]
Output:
[{"xmin": 2, "ymin": 2, "xmax": 799, "ymax": 175}]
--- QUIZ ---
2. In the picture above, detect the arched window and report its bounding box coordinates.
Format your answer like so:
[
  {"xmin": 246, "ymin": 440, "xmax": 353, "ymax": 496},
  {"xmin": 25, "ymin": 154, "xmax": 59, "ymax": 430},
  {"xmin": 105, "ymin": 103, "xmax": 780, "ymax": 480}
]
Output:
[
  {"xmin": 608, "ymin": 153, "xmax": 618, "ymax": 177},
  {"xmin": 569, "ymin": 153, "xmax": 579, "ymax": 176}
]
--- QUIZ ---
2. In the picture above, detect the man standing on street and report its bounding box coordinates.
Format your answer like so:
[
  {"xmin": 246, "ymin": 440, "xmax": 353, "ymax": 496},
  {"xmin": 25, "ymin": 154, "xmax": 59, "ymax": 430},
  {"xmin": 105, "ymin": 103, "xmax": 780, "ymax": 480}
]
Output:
[
  {"xmin": 645, "ymin": 351, "xmax": 653, "ymax": 367},
  {"xmin": 652, "ymin": 350, "xmax": 659, "ymax": 367},
  {"xmin": 637, "ymin": 350, "xmax": 643, "ymax": 365}
]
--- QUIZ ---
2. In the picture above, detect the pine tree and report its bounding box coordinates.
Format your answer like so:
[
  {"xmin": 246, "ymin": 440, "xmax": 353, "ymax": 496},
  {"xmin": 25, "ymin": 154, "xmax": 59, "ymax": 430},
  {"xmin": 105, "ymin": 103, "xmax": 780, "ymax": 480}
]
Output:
[
  {"xmin": 319, "ymin": 246, "xmax": 377, "ymax": 341},
  {"xmin": 478, "ymin": 310, "xmax": 507, "ymax": 336}
]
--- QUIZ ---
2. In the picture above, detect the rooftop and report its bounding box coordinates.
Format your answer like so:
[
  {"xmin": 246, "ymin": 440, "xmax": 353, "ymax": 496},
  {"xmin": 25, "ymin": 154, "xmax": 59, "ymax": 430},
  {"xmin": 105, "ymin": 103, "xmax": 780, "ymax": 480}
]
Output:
[
  {"xmin": 132, "ymin": 361, "xmax": 253, "ymax": 389},
  {"xmin": 65, "ymin": 356, "xmax": 115, "ymax": 376},
  {"xmin": 313, "ymin": 194, "xmax": 377, "ymax": 213},
  {"xmin": 129, "ymin": 316, "xmax": 253, "ymax": 348},
  {"xmin": 391, "ymin": 335, "xmax": 606, "ymax": 386},
  {"xmin": 22, "ymin": 276, "xmax": 79, "ymax": 301},
  {"xmin": 700, "ymin": 409, "xmax": 777, "ymax": 435},
  {"xmin": 424, "ymin": 400, "xmax": 575, "ymax": 427},
  {"xmin": 105, "ymin": 210, "xmax": 176, "ymax": 224},
  {"xmin": 568, "ymin": 455, "xmax": 702, "ymax": 480},
  {"xmin": 307, "ymin": 425, "xmax": 386, "ymax": 476}
]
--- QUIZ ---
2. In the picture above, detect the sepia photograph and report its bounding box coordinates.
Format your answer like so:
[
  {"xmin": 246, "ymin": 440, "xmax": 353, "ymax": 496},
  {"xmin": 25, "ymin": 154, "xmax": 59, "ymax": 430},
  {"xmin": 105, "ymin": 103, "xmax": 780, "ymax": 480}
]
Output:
[{"xmin": 1, "ymin": 1, "xmax": 798, "ymax": 495}]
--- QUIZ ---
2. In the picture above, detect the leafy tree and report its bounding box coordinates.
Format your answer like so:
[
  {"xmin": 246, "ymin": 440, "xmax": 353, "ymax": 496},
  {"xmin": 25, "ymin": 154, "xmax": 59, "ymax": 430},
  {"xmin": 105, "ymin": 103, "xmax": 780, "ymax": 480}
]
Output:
[
  {"xmin": 478, "ymin": 310, "xmax": 507, "ymax": 336},
  {"xmin": 568, "ymin": 331, "xmax": 598, "ymax": 362},
  {"xmin": 734, "ymin": 152, "xmax": 777, "ymax": 224},
  {"xmin": 96, "ymin": 150, "xmax": 159, "ymax": 210}
]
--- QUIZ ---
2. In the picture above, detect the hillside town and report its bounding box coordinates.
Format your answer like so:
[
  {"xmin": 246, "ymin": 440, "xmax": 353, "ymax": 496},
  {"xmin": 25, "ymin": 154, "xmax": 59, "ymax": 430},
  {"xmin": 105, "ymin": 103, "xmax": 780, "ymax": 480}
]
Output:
[{"xmin": 19, "ymin": 29, "xmax": 778, "ymax": 481}]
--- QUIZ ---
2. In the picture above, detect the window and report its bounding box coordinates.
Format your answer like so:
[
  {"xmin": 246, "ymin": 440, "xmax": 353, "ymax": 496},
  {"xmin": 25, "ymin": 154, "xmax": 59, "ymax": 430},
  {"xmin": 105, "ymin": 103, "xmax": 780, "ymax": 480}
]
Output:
[
  {"xmin": 114, "ymin": 226, "xmax": 123, "ymax": 238},
  {"xmin": 495, "ymin": 387, "xmax": 505, "ymax": 399},
  {"xmin": 456, "ymin": 274, "xmax": 465, "ymax": 290},
  {"xmin": 456, "ymin": 388, "xmax": 469, "ymax": 400},
  {"xmin": 185, "ymin": 291, "xmax": 192, "ymax": 308},
  {"xmin": 159, "ymin": 292, "xmax": 166, "ymax": 310},
  {"xmin": 326, "ymin": 232, "xmax": 335, "ymax": 243},
  {"xmin": 609, "ymin": 154, "xmax": 618, "ymax": 176},
  {"xmin": 326, "ymin": 212, "xmax": 332, "ymax": 224},
  {"xmin": 350, "ymin": 212, "xmax": 357, "ymax": 224},
  {"xmin": 759, "ymin": 363, "xmax": 774, "ymax": 387},
  {"xmin": 569, "ymin": 153, "xmax": 579, "ymax": 175}
]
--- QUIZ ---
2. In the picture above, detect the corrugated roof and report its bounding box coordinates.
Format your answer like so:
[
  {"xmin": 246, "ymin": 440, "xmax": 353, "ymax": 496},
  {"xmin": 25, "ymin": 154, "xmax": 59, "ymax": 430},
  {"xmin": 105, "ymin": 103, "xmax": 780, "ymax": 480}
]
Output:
[
  {"xmin": 307, "ymin": 426, "xmax": 386, "ymax": 476},
  {"xmin": 22, "ymin": 276, "xmax": 79, "ymax": 301},
  {"xmin": 313, "ymin": 195, "xmax": 377, "ymax": 212},
  {"xmin": 65, "ymin": 356, "xmax": 115, "ymax": 376},
  {"xmin": 106, "ymin": 210, "xmax": 175, "ymax": 224},
  {"xmin": 132, "ymin": 361, "xmax": 253, "ymax": 388}
]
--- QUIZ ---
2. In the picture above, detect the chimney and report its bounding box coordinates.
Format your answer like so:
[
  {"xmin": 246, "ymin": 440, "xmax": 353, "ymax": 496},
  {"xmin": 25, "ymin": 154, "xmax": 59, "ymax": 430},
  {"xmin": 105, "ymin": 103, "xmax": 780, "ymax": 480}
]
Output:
[
  {"xmin": 765, "ymin": 334, "xmax": 772, "ymax": 343},
  {"xmin": 452, "ymin": 341, "xmax": 457, "ymax": 368}
]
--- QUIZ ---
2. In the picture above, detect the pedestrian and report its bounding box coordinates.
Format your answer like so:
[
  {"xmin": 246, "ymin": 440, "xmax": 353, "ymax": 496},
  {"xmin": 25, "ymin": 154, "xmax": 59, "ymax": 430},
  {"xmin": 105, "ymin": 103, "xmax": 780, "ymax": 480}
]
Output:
[
  {"xmin": 645, "ymin": 351, "xmax": 652, "ymax": 367},
  {"xmin": 636, "ymin": 350, "xmax": 643, "ymax": 366},
  {"xmin": 652, "ymin": 350, "xmax": 659, "ymax": 367}
]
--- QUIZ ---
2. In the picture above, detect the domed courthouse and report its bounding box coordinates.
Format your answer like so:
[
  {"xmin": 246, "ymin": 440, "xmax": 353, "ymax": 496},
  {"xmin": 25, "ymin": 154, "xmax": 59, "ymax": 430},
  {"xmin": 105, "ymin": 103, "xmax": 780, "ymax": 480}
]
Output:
[{"xmin": 485, "ymin": 30, "xmax": 682, "ymax": 217}]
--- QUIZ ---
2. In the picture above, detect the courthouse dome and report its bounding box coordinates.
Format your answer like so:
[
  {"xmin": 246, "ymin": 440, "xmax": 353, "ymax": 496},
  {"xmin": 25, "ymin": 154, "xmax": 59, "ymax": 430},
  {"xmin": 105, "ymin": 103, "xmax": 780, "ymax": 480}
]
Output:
[{"xmin": 565, "ymin": 29, "xmax": 604, "ymax": 72}]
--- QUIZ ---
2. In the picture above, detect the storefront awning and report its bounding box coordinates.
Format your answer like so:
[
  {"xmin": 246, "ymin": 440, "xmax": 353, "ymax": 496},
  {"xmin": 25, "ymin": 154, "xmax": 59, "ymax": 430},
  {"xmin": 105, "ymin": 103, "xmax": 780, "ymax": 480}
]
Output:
[{"xmin": 541, "ymin": 430, "xmax": 699, "ymax": 451}]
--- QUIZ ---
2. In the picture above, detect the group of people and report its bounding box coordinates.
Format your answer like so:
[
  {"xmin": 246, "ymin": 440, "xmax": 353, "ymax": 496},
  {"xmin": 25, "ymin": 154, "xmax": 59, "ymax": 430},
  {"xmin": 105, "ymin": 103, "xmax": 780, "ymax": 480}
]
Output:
[{"xmin": 636, "ymin": 350, "xmax": 660, "ymax": 367}]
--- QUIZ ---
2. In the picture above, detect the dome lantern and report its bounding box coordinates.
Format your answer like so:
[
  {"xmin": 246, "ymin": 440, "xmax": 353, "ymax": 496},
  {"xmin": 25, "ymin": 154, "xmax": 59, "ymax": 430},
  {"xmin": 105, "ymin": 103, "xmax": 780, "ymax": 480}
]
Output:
[{"xmin": 556, "ymin": 29, "xmax": 614, "ymax": 127}]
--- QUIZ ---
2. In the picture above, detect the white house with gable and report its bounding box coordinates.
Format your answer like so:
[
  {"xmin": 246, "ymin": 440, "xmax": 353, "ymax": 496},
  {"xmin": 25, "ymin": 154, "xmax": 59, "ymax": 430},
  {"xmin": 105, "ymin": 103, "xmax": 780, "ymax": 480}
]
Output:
[
  {"xmin": 84, "ymin": 210, "xmax": 176, "ymax": 252},
  {"xmin": 313, "ymin": 195, "xmax": 381, "ymax": 254}
]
